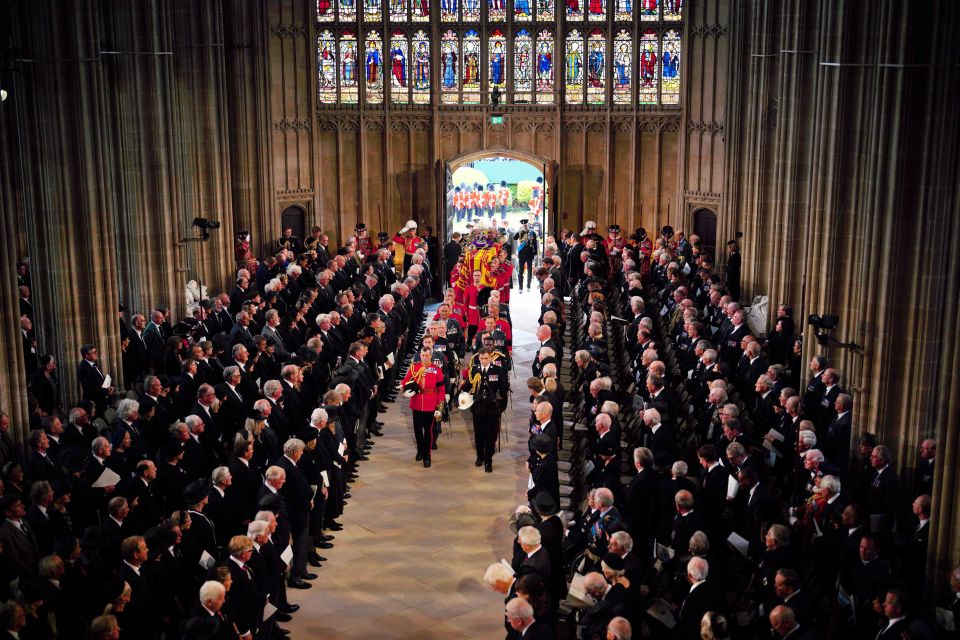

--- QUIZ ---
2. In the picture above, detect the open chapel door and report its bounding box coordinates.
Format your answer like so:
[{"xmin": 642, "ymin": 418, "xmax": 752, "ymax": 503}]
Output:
[{"xmin": 436, "ymin": 160, "xmax": 453, "ymax": 283}]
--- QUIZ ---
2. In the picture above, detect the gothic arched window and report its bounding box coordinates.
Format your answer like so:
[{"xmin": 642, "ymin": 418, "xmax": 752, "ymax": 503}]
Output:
[
  {"xmin": 412, "ymin": 30, "xmax": 431, "ymax": 102},
  {"xmin": 564, "ymin": 29, "xmax": 584, "ymax": 104},
  {"xmin": 612, "ymin": 29, "xmax": 632, "ymax": 104},
  {"xmin": 340, "ymin": 31, "xmax": 360, "ymax": 103},
  {"xmin": 317, "ymin": 0, "xmax": 681, "ymax": 106},
  {"xmin": 514, "ymin": 29, "xmax": 534, "ymax": 102},
  {"xmin": 318, "ymin": 30, "xmax": 338, "ymax": 103},
  {"xmin": 390, "ymin": 31, "xmax": 410, "ymax": 103}
]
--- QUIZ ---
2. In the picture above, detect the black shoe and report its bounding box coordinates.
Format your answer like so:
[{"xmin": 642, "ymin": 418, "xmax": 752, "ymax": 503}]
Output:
[
  {"xmin": 372, "ymin": 430, "xmax": 384, "ymax": 437},
  {"xmin": 316, "ymin": 541, "xmax": 334, "ymax": 549},
  {"xmin": 312, "ymin": 555, "xmax": 327, "ymax": 562},
  {"xmin": 274, "ymin": 612, "xmax": 293, "ymax": 622},
  {"xmin": 375, "ymin": 420, "xmax": 385, "ymax": 427},
  {"xmin": 431, "ymin": 441, "xmax": 438, "ymax": 450},
  {"xmin": 475, "ymin": 458, "xmax": 483, "ymax": 467},
  {"xmin": 327, "ymin": 522, "xmax": 343, "ymax": 531},
  {"xmin": 318, "ymin": 534, "xmax": 334, "ymax": 542},
  {"xmin": 484, "ymin": 462, "xmax": 493, "ymax": 473},
  {"xmin": 343, "ymin": 492, "xmax": 352, "ymax": 499},
  {"xmin": 280, "ymin": 604, "xmax": 300, "ymax": 614},
  {"xmin": 301, "ymin": 572, "xmax": 318, "ymax": 580},
  {"xmin": 416, "ymin": 453, "xmax": 423, "ymax": 461},
  {"xmin": 377, "ymin": 406, "xmax": 388, "ymax": 414},
  {"xmin": 308, "ymin": 559, "xmax": 322, "ymax": 568},
  {"xmin": 424, "ymin": 458, "xmax": 431, "ymax": 468},
  {"xmin": 356, "ymin": 454, "xmax": 369, "ymax": 461},
  {"xmin": 287, "ymin": 579, "xmax": 311, "ymax": 589},
  {"xmin": 274, "ymin": 628, "xmax": 291, "ymax": 637}
]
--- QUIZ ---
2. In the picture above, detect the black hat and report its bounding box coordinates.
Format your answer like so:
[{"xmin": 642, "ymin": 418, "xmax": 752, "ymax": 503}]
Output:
[
  {"xmin": 258, "ymin": 492, "xmax": 281, "ymax": 511},
  {"xmin": 519, "ymin": 219, "xmax": 529, "ymax": 225},
  {"xmin": 80, "ymin": 525, "xmax": 109, "ymax": 549},
  {"xmin": 51, "ymin": 479, "xmax": 72, "ymax": 500},
  {"xmin": 62, "ymin": 449, "xmax": 87, "ymax": 473},
  {"xmin": 602, "ymin": 552, "xmax": 625, "ymax": 571},
  {"xmin": 403, "ymin": 380, "xmax": 419, "ymax": 394},
  {"xmin": 596, "ymin": 441, "xmax": 618, "ymax": 457},
  {"xmin": 661, "ymin": 225, "xmax": 674, "ymax": 238},
  {"xmin": 144, "ymin": 525, "xmax": 176, "ymax": 551},
  {"xmin": 356, "ymin": 223, "xmax": 366, "ymax": 231},
  {"xmin": 183, "ymin": 479, "xmax": 210, "ymax": 506},
  {"xmin": 161, "ymin": 441, "xmax": 184, "ymax": 459},
  {"xmin": 586, "ymin": 344, "xmax": 605, "ymax": 360},
  {"xmin": 297, "ymin": 428, "xmax": 318, "ymax": 443},
  {"xmin": 531, "ymin": 433, "xmax": 553, "ymax": 455},
  {"xmin": 609, "ymin": 224, "xmax": 621, "ymax": 232},
  {"xmin": 509, "ymin": 511, "xmax": 539, "ymax": 535},
  {"xmin": 377, "ymin": 231, "xmax": 389, "ymax": 240},
  {"xmin": 532, "ymin": 492, "xmax": 559, "ymax": 516}
]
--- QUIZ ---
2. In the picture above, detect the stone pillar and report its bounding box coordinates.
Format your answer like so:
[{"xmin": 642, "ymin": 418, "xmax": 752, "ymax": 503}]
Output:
[{"xmin": 10, "ymin": 0, "xmax": 125, "ymax": 402}]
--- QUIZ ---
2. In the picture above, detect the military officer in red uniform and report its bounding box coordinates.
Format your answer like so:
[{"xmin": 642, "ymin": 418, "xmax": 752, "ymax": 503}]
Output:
[
  {"xmin": 350, "ymin": 223, "xmax": 375, "ymax": 261},
  {"xmin": 401, "ymin": 346, "xmax": 445, "ymax": 467}
]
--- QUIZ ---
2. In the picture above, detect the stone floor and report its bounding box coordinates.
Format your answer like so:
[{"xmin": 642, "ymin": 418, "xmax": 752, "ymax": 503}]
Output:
[{"xmin": 285, "ymin": 287, "xmax": 544, "ymax": 639}]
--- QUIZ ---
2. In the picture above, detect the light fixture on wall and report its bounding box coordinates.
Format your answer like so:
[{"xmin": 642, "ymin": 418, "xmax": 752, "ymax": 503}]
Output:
[{"xmin": 807, "ymin": 313, "xmax": 862, "ymax": 352}]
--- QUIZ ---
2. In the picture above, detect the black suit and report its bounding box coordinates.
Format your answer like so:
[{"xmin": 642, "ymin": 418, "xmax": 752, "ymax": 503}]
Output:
[
  {"xmin": 277, "ymin": 455, "xmax": 313, "ymax": 579},
  {"xmin": 226, "ymin": 559, "xmax": 261, "ymax": 637},
  {"xmin": 677, "ymin": 580, "xmax": 721, "ymax": 640},
  {"xmin": 624, "ymin": 467, "xmax": 659, "ymax": 549},
  {"xmin": 76, "ymin": 358, "xmax": 110, "ymax": 414}
]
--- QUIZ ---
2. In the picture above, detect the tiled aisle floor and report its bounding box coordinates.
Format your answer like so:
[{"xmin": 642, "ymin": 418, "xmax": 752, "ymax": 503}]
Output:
[{"xmin": 285, "ymin": 287, "xmax": 544, "ymax": 639}]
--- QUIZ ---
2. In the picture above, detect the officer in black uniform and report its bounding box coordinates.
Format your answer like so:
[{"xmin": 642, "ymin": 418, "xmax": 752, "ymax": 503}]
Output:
[
  {"xmin": 461, "ymin": 347, "xmax": 510, "ymax": 472},
  {"xmin": 514, "ymin": 220, "xmax": 538, "ymax": 293}
]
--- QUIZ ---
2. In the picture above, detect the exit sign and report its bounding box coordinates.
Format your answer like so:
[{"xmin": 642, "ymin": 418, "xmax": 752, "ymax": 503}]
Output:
[{"xmin": 490, "ymin": 114, "xmax": 504, "ymax": 125}]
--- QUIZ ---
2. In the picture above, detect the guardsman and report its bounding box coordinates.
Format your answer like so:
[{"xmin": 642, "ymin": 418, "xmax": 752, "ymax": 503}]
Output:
[
  {"xmin": 351, "ymin": 223, "xmax": 374, "ymax": 261},
  {"xmin": 603, "ymin": 224, "xmax": 626, "ymax": 272},
  {"xmin": 401, "ymin": 346, "xmax": 446, "ymax": 467}
]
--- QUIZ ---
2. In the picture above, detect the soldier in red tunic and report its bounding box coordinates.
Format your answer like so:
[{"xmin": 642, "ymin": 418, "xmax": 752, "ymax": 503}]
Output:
[
  {"xmin": 400, "ymin": 346, "xmax": 446, "ymax": 467},
  {"xmin": 350, "ymin": 223, "xmax": 375, "ymax": 262}
]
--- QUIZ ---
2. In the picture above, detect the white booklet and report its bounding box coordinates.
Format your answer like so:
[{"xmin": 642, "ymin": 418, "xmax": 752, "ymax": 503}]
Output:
[
  {"xmin": 91, "ymin": 467, "xmax": 121, "ymax": 488},
  {"xmin": 646, "ymin": 598, "xmax": 677, "ymax": 629},
  {"xmin": 727, "ymin": 531, "xmax": 750, "ymax": 559},
  {"xmin": 199, "ymin": 550, "xmax": 215, "ymax": 570}
]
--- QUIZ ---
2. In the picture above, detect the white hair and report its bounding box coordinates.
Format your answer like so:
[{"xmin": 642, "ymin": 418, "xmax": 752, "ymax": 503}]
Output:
[{"xmin": 517, "ymin": 526, "xmax": 541, "ymax": 547}]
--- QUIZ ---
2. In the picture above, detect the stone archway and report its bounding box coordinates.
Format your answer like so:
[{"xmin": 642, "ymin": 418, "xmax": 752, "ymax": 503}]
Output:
[{"xmin": 692, "ymin": 207, "xmax": 718, "ymax": 258}]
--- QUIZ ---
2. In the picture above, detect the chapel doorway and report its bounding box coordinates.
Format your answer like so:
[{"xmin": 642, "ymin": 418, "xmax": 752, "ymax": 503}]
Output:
[
  {"xmin": 692, "ymin": 207, "xmax": 717, "ymax": 258},
  {"xmin": 280, "ymin": 205, "xmax": 306, "ymax": 242}
]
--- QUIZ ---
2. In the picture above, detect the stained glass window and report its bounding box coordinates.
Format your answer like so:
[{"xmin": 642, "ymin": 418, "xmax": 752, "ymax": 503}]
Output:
[
  {"xmin": 412, "ymin": 0, "xmax": 430, "ymax": 21},
  {"xmin": 564, "ymin": 0, "xmax": 582, "ymax": 22},
  {"xmin": 586, "ymin": 0, "xmax": 604, "ymax": 22},
  {"xmin": 613, "ymin": 0, "xmax": 632, "ymax": 21},
  {"xmin": 462, "ymin": 30, "xmax": 481, "ymax": 102},
  {"xmin": 365, "ymin": 31, "xmax": 384, "ymax": 104},
  {"xmin": 585, "ymin": 30, "xmax": 605, "ymax": 104},
  {"xmin": 389, "ymin": 0, "xmax": 408, "ymax": 21},
  {"xmin": 536, "ymin": 0, "xmax": 554, "ymax": 21},
  {"xmin": 488, "ymin": 0, "xmax": 506, "ymax": 21},
  {"xmin": 318, "ymin": 30, "xmax": 338, "ymax": 103},
  {"xmin": 390, "ymin": 31, "xmax": 409, "ymax": 103},
  {"xmin": 515, "ymin": 0, "xmax": 533, "ymax": 22},
  {"xmin": 564, "ymin": 30, "xmax": 583, "ymax": 104},
  {"xmin": 663, "ymin": 0, "xmax": 681, "ymax": 21},
  {"xmin": 637, "ymin": 28, "xmax": 658, "ymax": 103},
  {"xmin": 462, "ymin": 0, "xmax": 480, "ymax": 21},
  {"xmin": 340, "ymin": 32, "xmax": 360, "ymax": 103},
  {"xmin": 514, "ymin": 29, "xmax": 533, "ymax": 102},
  {"xmin": 317, "ymin": 0, "xmax": 335, "ymax": 22},
  {"xmin": 639, "ymin": 0, "xmax": 657, "ymax": 20},
  {"xmin": 612, "ymin": 29, "xmax": 631, "ymax": 104},
  {"xmin": 364, "ymin": 0, "xmax": 381, "ymax": 21},
  {"xmin": 440, "ymin": 30, "xmax": 459, "ymax": 103},
  {"xmin": 489, "ymin": 29, "xmax": 507, "ymax": 94},
  {"xmin": 536, "ymin": 30, "xmax": 554, "ymax": 104},
  {"xmin": 661, "ymin": 29, "xmax": 680, "ymax": 104},
  {"xmin": 412, "ymin": 30, "xmax": 431, "ymax": 103},
  {"xmin": 340, "ymin": 0, "xmax": 357, "ymax": 21},
  {"xmin": 441, "ymin": 0, "xmax": 458, "ymax": 21}
]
